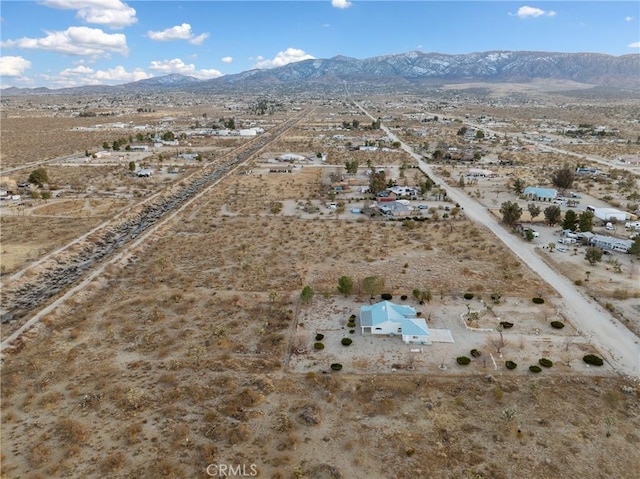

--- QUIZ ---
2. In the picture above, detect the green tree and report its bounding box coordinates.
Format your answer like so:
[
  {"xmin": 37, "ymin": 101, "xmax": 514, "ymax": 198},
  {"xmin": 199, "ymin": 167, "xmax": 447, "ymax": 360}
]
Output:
[
  {"xmin": 527, "ymin": 203, "xmax": 541, "ymax": 222},
  {"xmin": 512, "ymin": 178, "xmax": 525, "ymax": 194},
  {"xmin": 475, "ymin": 130, "xmax": 485, "ymax": 139},
  {"xmin": 352, "ymin": 119, "xmax": 359, "ymax": 129},
  {"xmin": 585, "ymin": 247, "xmax": 603, "ymax": 265},
  {"xmin": 362, "ymin": 276, "xmax": 384, "ymax": 302},
  {"xmin": 128, "ymin": 161, "xmax": 136, "ymax": 172},
  {"xmin": 102, "ymin": 141, "xmax": 110, "ymax": 150},
  {"xmin": 28, "ymin": 168, "xmax": 49, "ymax": 186},
  {"xmin": 369, "ymin": 170, "xmax": 386, "ymax": 195},
  {"xmin": 300, "ymin": 286, "xmax": 314, "ymax": 304},
  {"xmin": 40, "ymin": 191, "xmax": 51, "ymax": 201},
  {"xmin": 629, "ymin": 236, "xmax": 640, "ymax": 256},
  {"xmin": 552, "ymin": 167, "xmax": 575, "ymax": 190},
  {"xmin": 161, "ymin": 131, "xmax": 175, "ymax": 141},
  {"xmin": 578, "ymin": 211, "xmax": 594, "ymax": 232},
  {"xmin": 562, "ymin": 210, "xmax": 579, "ymax": 231},
  {"xmin": 337, "ymin": 276, "xmax": 354, "ymax": 297},
  {"xmin": 499, "ymin": 201, "xmax": 522, "ymax": 227},
  {"xmin": 344, "ymin": 160, "xmax": 359, "ymax": 174},
  {"xmin": 544, "ymin": 205, "xmax": 562, "ymax": 226}
]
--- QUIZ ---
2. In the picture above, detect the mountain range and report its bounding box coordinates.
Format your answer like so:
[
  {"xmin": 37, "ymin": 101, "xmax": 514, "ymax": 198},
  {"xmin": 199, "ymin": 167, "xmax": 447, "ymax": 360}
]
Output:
[{"xmin": 3, "ymin": 50, "xmax": 639, "ymax": 96}]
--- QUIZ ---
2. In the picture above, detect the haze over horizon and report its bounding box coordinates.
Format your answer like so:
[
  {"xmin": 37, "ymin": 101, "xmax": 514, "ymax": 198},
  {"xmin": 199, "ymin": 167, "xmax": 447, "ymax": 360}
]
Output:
[{"xmin": 1, "ymin": 1, "xmax": 639, "ymax": 90}]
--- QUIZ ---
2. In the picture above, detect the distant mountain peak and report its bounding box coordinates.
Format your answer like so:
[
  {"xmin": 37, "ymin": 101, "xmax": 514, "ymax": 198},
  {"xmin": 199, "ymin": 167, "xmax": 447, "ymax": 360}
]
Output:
[{"xmin": 3, "ymin": 50, "xmax": 638, "ymax": 96}]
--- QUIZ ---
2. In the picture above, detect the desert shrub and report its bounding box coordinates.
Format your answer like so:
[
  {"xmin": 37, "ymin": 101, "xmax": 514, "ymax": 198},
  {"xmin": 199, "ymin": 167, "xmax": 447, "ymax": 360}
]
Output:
[
  {"xmin": 400, "ymin": 295, "xmax": 408, "ymax": 301},
  {"xmin": 456, "ymin": 356, "xmax": 471, "ymax": 365},
  {"xmin": 315, "ymin": 333, "xmax": 324, "ymax": 341},
  {"xmin": 314, "ymin": 342, "xmax": 324, "ymax": 350},
  {"xmin": 330, "ymin": 363, "xmax": 343, "ymax": 371},
  {"xmin": 341, "ymin": 338, "xmax": 353, "ymax": 346},
  {"xmin": 464, "ymin": 293, "xmax": 474, "ymax": 300},
  {"xmin": 583, "ymin": 354, "xmax": 604, "ymax": 366},
  {"xmin": 381, "ymin": 293, "xmax": 393, "ymax": 301},
  {"xmin": 550, "ymin": 321, "xmax": 565, "ymax": 329},
  {"xmin": 349, "ymin": 314, "xmax": 356, "ymax": 320},
  {"xmin": 574, "ymin": 279, "xmax": 583, "ymax": 286},
  {"xmin": 505, "ymin": 360, "xmax": 517, "ymax": 370},
  {"xmin": 55, "ymin": 418, "xmax": 89, "ymax": 445},
  {"xmin": 470, "ymin": 349, "xmax": 482, "ymax": 358},
  {"xmin": 539, "ymin": 358, "xmax": 553, "ymax": 368},
  {"xmin": 532, "ymin": 297, "xmax": 545, "ymax": 304},
  {"xmin": 529, "ymin": 365, "xmax": 542, "ymax": 373},
  {"xmin": 349, "ymin": 329, "xmax": 355, "ymax": 334},
  {"xmin": 500, "ymin": 321, "xmax": 514, "ymax": 329}
]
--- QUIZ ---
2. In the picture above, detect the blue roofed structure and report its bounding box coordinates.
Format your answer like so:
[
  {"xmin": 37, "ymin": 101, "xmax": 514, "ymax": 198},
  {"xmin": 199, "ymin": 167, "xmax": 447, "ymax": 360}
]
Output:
[
  {"xmin": 360, "ymin": 301, "xmax": 430, "ymax": 344},
  {"xmin": 523, "ymin": 186, "xmax": 557, "ymax": 201}
]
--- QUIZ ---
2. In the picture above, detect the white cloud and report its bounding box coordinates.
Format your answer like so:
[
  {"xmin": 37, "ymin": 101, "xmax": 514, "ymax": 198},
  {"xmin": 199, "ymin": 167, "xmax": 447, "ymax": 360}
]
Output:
[
  {"xmin": 1, "ymin": 26, "xmax": 128, "ymax": 57},
  {"xmin": 331, "ymin": 0, "xmax": 352, "ymax": 9},
  {"xmin": 628, "ymin": 41, "xmax": 640, "ymax": 48},
  {"xmin": 221, "ymin": 56, "xmax": 233, "ymax": 64},
  {"xmin": 0, "ymin": 56, "xmax": 32, "ymax": 76},
  {"xmin": 253, "ymin": 48, "xmax": 315, "ymax": 69},
  {"xmin": 59, "ymin": 64, "xmax": 150, "ymax": 83},
  {"xmin": 149, "ymin": 58, "xmax": 222, "ymax": 79},
  {"xmin": 41, "ymin": 0, "xmax": 137, "ymax": 29},
  {"xmin": 625, "ymin": 16, "xmax": 634, "ymax": 22},
  {"xmin": 321, "ymin": 23, "xmax": 331, "ymax": 28},
  {"xmin": 147, "ymin": 23, "xmax": 209, "ymax": 45},
  {"xmin": 511, "ymin": 6, "xmax": 556, "ymax": 18}
]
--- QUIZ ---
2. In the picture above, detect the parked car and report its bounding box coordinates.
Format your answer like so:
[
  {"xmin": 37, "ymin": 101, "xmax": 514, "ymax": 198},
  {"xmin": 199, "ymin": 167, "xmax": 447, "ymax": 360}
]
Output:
[{"xmin": 417, "ymin": 204, "xmax": 427, "ymax": 209}]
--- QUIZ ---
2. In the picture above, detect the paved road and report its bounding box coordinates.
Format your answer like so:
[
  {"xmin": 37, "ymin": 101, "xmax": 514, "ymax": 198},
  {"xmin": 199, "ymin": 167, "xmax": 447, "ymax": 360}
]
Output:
[{"xmin": 354, "ymin": 100, "xmax": 640, "ymax": 378}]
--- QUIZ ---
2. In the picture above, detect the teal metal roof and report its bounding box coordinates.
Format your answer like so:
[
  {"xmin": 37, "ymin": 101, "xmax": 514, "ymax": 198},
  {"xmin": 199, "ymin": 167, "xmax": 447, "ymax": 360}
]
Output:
[
  {"xmin": 523, "ymin": 187, "xmax": 557, "ymax": 199},
  {"xmin": 401, "ymin": 317, "xmax": 430, "ymax": 337},
  {"xmin": 360, "ymin": 301, "xmax": 420, "ymax": 328}
]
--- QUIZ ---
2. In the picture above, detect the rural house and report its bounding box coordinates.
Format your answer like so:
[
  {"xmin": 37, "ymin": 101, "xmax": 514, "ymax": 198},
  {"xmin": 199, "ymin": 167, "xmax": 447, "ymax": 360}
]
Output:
[
  {"xmin": 359, "ymin": 301, "xmax": 430, "ymax": 344},
  {"xmin": 523, "ymin": 186, "xmax": 557, "ymax": 202}
]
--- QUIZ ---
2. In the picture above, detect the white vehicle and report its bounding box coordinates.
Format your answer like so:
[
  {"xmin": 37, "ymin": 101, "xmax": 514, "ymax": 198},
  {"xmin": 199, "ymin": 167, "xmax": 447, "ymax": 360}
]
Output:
[
  {"xmin": 328, "ymin": 202, "xmax": 337, "ymax": 209},
  {"xmin": 625, "ymin": 221, "xmax": 640, "ymax": 230},
  {"xmin": 605, "ymin": 222, "xmax": 614, "ymax": 231}
]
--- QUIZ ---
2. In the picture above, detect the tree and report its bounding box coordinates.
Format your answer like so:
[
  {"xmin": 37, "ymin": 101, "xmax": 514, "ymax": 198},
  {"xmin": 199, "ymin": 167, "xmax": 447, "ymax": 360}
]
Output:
[
  {"xmin": 161, "ymin": 131, "xmax": 175, "ymax": 141},
  {"xmin": 512, "ymin": 178, "xmax": 525, "ymax": 194},
  {"xmin": 337, "ymin": 276, "xmax": 354, "ymax": 297},
  {"xmin": 499, "ymin": 201, "xmax": 522, "ymax": 227},
  {"xmin": 585, "ymin": 247, "xmax": 603, "ymax": 265},
  {"xmin": 362, "ymin": 276, "xmax": 384, "ymax": 302},
  {"xmin": 128, "ymin": 161, "xmax": 136, "ymax": 172},
  {"xmin": 629, "ymin": 237, "xmax": 640, "ymax": 256},
  {"xmin": 562, "ymin": 210, "xmax": 579, "ymax": 231},
  {"xmin": 369, "ymin": 170, "xmax": 386, "ymax": 195},
  {"xmin": 28, "ymin": 168, "xmax": 49, "ymax": 186},
  {"xmin": 300, "ymin": 286, "xmax": 314, "ymax": 304},
  {"xmin": 552, "ymin": 167, "xmax": 575, "ymax": 190},
  {"xmin": 344, "ymin": 160, "xmax": 359, "ymax": 174},
  {"xmin": 578, "ymin": 211, "xmax": 594, "ymax": 232},
  {"xmin": 527, "ymin": 203, "xmax": 541, "ymax": 223},
  {"xmin": 544, "ymin": 205, "xmax": 562, "ymax": 226}
]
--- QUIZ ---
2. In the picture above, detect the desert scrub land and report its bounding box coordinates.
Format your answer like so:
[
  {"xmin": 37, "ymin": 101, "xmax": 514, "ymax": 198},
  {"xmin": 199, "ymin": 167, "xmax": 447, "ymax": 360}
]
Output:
[
  {"xmin": 5, "ymin": 154, "xmax": 638, "ymax": 479},
  {"xmin": 2, "ymin": 91, "xmax": 639, "ymax": 479}
]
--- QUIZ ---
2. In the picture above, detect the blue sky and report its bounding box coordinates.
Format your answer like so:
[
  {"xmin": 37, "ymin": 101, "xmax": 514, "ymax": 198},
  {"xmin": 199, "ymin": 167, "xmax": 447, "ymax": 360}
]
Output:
[{"xmin": 1, "ymin": 1, "xmax": 638, "ymax": 89}]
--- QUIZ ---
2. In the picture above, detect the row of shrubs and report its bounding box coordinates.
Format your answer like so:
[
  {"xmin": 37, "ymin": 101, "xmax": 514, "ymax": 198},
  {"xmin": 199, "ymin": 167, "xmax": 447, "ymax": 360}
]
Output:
[
  {"xmin": 458, "ymin": 354, "xmax": 604, "ymax": 370},
  {"xmin": 313, "ymin": 336, "xmax": 353, "ymax": 350}
]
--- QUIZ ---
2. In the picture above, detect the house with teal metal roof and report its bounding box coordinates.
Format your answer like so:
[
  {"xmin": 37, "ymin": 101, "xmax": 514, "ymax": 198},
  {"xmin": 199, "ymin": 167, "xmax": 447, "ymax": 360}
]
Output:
[
  {"xmin": 359, "ymin": 301, "xmax": 430, "ymax": 344},
  {"xmin": 523, "ymin": 186, "xmax": 557, "ymax": 202}
]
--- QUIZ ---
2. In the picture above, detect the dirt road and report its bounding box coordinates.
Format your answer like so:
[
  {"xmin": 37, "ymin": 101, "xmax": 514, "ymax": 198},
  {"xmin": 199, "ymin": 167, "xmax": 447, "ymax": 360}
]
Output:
[{"xmin": 356, "ymin": 106, "xmax": 640, "ymax": 378}]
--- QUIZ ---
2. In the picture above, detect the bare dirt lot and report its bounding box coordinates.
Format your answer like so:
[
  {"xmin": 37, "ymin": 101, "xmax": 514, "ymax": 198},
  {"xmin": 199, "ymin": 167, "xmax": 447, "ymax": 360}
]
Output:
[{"xmin": 1, "ymin": 93, "xmax": 639, "ymax": 479}]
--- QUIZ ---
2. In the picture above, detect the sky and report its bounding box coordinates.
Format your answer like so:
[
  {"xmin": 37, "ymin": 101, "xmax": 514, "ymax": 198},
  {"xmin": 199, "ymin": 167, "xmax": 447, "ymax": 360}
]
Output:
[{"xmin": 0, "ymin": 1, "xmax": 638, "ymax": 89}]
